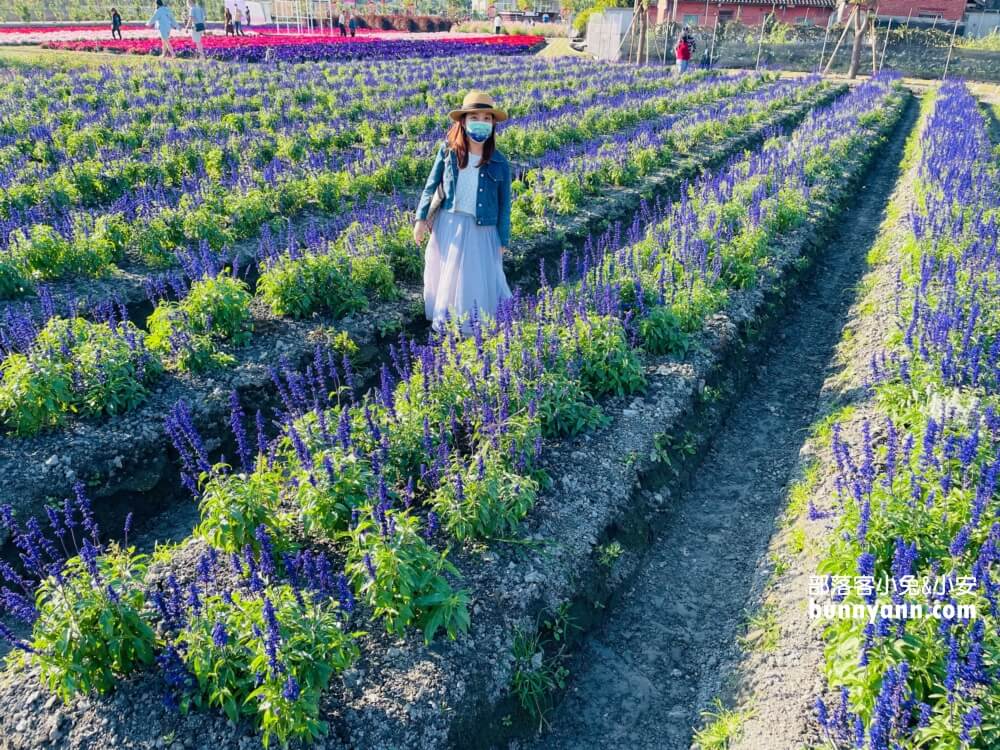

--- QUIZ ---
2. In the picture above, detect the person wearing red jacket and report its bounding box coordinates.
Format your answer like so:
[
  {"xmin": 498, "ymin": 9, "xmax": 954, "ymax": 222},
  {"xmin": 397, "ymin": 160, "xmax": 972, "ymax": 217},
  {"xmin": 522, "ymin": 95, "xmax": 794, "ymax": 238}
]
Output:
[{"xmin": 675, "ymin": 35, "xmax": 691, "ymax": 75}]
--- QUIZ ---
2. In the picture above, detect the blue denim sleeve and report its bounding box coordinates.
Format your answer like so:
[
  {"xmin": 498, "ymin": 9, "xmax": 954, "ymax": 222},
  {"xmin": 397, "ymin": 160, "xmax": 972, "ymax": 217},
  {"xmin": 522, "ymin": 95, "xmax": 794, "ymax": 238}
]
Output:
[
  {"xmin": 497, "ymin": 160, "xmax": 511, "ymax": 247},
  {"xmin": 415, "ymin": 145, "xmax": 446, "ymax": 221}
]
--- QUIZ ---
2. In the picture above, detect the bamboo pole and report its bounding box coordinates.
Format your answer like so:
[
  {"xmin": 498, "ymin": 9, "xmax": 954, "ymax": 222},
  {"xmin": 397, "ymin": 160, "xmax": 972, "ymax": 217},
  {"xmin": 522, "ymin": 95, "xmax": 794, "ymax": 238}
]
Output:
[
  {"xmin": 754, "ymin": 10, "xmax": 767, "ymax": 71},
  {"xmin": 823, "ymin": 5, "xmax": 857, "ymax": 75},
  {"xmin": 708, "ymin": 8, "xmax": 719, "ymax": 67},
  {"xmin": 879, "ymin": 17, "xmax": 892, "ymax": 72},
  {"xmin": 943, "ymin": 15, "xmax": 960, "ymax": 80},
  {"xmin": 818, "ymin": 11, "xmax": 832, "ymax": 72},
  {"xmin": 870, "ymin": 8, "xmax": 878, "ymax": 76}
]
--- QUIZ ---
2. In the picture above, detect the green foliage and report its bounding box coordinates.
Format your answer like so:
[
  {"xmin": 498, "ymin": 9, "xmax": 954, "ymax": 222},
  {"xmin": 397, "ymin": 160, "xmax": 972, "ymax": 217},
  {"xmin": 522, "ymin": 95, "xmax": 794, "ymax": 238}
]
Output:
[
  {"xmin": 428, "ymin": 451, "xmax": 539, "ymax": 541},
  {"xmin": 196, "ymin": 465, "xmax": 294, "ymax": 555},
  {"xmin": 343, "ymin": 510, "xmax": 469, "ymax": 643},
  {"xmin": 0, "ymin": 256, "xmax": 31, "ymax": 298},
  {"xmin": 177, "ymin": 585, "xmax": 360, "ymax": 748},
  {"xmin": 29, "ymin": 544, "xmax": 156, "ymax": 703},
  {"xmin": 597, "ymin": 541, "xmax": 624, "ymax": 566},
  {"xmin": 692, "ymin": 699, "xmax": 754, "ymax": 749},
  {"xmin": 638, "ymin": 305, "xmax": 690, "ymax": 356},
  {"xmin": 257, "ymin": 249, "xmax": 368, "ymax": 320},
  {"xmin": 0, "ymin": 316, "xmax": 160, "ymax": 435},
  {"xmin": 294, "ymin": 447, "xmax": 372, "ymax": 538},
  {"xmin": 559, "ymin": 315, "xmax": 646, "ymax": 397},
  {"xmin": 7, "ymin": 223, "xmax": 118, "ymax": 281},
  {"xmin": 147, "ymin": 272, "xmax": 252, "ymax": 372},
  {"xmin": 535, "ymin": 371, "xmax": 607, "ymax": 438},
  {"xmin": 510, "ymin": 605, "xmax": 577, "ymax": 730}
]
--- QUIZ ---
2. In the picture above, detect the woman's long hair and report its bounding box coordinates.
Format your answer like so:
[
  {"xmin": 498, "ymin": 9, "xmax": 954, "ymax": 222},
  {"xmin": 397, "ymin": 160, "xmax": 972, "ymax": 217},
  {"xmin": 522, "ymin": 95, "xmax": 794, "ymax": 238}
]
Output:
[{"xmin": 446, "ymin": 114, "xmax": 495, "ymax": 168}]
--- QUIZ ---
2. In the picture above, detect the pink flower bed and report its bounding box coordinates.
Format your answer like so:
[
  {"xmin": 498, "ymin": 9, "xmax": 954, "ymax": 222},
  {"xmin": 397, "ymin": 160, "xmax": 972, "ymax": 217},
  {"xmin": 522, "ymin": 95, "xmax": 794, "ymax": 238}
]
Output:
[
  {"xmin": 0, "ymin": 24, "xmax": 158, "ymax": 44},
  {"xmin": 0, "ymin": 24, "xmax": 146, "ymax": 33},
  {"xmin": 42, "ymin": 31, "xmax": 544, "ymax": 61}
]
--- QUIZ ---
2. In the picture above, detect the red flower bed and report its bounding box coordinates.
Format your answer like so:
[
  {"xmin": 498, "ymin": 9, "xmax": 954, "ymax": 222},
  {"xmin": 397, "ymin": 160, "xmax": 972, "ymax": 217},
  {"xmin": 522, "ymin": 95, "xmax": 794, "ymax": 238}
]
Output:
[{"xmin": 44, "ymin": 32, "xmax": 545, "ymax": 61}]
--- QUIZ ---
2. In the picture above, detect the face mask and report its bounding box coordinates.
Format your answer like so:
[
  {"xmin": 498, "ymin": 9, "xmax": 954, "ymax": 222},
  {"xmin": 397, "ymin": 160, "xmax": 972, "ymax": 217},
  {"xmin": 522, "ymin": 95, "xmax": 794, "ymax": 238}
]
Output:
[{"xmin": 465, "ymin": 120, "xmax": 493, "ymax": 143}]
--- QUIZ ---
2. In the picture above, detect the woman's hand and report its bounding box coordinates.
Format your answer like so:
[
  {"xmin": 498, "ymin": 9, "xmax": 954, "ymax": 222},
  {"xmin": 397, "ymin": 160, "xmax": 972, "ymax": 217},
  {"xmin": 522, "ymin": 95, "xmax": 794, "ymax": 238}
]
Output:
[
  {"xmin": 413, "ymin": 220, "xmax": 429, "ymax": 245},
  {"xmin": 499, "ymin": 246, "xmax": 507, "ymax": 257}
]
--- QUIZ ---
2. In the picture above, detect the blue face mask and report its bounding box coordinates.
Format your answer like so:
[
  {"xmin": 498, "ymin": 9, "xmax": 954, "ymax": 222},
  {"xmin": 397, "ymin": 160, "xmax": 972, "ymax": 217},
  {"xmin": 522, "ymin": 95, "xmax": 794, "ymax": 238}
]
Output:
[{"xmin": 465, "ymin": 120, "xmax": 493, "ymax": 143}]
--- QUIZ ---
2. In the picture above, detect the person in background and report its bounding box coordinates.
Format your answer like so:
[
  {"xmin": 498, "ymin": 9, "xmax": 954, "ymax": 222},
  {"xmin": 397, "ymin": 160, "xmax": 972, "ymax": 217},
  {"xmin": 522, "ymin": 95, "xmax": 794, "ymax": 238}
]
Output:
[
  {"xmin": 493, "ymin": 11, "xmax": 501, "ymax": 34},
  {"xmin": 338, "ymin": 10, "xmax": 347, "ymax": 36},
  {"xmin": 224, "ymin": 5, "xmax": 234, "ymax": 35},
  {"xmin": 674, "ymin": 33, "xmax": 691, "ymax": 74},
  {"xmin": 147, "ymin": 0, "xmax": 179, "ymax": 58},
  {"xmin": 244, "ymin": 4, "xmax": 251, "ymax": 30},
  {"xmin": 111, "ymin": 7, "xmax": 123, "ymax": 38},
  {"xmin": 233, "ymin": 0, "xmax": 245, "ymax": 35},
  {"xmin": 414, "ymin": 90, "xmax": 512, "ymax": 335},
  {"xmin": 682, "ymin": 25, "xmax": 697, "ymax": 56},
  {"xmin": 348, "ymin": 13, "xmax": 357, "ymax": 36},
  {"xmin": 186, "ymin": 0, "xmax": 206, "ymax": 59}
]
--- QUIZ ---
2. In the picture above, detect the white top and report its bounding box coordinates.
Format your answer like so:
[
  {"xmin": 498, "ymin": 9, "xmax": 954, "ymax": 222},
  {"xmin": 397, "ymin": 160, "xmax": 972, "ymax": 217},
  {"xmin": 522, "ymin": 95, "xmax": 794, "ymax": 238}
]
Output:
[
  {"xmin": 451, "ymin": 153, "xmax": 481, "ymax": 216},
  {"xmin": 494, "ymin": 14, "xmax": 502, "ymax": 24}
]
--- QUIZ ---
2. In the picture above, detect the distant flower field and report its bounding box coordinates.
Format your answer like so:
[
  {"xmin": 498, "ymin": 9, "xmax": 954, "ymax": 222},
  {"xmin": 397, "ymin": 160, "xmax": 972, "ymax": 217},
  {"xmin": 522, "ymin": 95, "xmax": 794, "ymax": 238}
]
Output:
[{"xmin": 43, "ymin": 31, "xmax": 546, "ymax": 60}]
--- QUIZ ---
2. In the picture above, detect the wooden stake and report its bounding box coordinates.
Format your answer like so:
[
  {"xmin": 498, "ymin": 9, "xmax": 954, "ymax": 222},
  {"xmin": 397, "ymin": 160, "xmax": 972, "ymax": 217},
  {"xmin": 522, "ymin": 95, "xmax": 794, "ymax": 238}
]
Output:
[
  {"xmin": 823, "ymin": 5, "xmax": 857, "ymax": 75},
  {"xmin": 870, "ymin": 8, "xmax": 878, "ymax": 76},
  {"xmin": 847, "ymin": 3, "xmax": 865, "ymax": 78}
]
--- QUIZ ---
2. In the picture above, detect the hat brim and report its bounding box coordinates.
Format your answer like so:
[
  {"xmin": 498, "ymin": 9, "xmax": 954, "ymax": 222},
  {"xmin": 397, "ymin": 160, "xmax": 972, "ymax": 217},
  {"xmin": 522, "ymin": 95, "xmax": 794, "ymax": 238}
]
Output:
[{"xmin": 448, "ymin": 106, "xmax": 508, "ymax": 122}]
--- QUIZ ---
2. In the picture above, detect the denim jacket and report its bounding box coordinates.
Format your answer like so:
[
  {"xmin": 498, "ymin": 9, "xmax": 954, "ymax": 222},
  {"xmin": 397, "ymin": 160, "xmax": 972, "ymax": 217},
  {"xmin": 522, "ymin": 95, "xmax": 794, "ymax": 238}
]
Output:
[{"xmin": 415, "ymin": 144, "xmax": 512, "ymax": 247}]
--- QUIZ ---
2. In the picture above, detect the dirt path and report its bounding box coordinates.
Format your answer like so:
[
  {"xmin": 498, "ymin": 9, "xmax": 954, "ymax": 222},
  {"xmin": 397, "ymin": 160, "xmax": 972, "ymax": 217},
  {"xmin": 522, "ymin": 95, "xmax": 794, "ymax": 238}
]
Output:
[{"xmin": 524, "ymin": 99, "xmax": 918, "ymax": 750}]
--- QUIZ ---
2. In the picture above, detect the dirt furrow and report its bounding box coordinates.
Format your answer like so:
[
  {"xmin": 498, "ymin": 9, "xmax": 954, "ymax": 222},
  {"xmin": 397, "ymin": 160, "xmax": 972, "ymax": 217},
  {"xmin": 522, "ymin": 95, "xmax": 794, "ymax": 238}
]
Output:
[{"xmin": 524, "ymin": 94, "xmax": 919, "ymax": 750}]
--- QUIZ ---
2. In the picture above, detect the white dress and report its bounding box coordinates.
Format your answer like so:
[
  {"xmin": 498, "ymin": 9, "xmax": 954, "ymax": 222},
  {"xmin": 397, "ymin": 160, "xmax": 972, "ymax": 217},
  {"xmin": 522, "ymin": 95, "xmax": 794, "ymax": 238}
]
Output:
[{"xmin": 423, "ymin": 153, "xmax": 512, "ymax": 333}]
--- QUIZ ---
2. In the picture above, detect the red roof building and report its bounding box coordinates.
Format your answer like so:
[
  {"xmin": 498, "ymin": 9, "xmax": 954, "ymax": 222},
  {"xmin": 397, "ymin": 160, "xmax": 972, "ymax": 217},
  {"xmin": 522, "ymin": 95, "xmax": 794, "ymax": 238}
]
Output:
[
  {"xmin": 657, "ymin": 0, "xmax": 967, "ymax": 28},
  {"xmin": 662, "ymin": 0, "xmax": 837, "ymax": 28},
  {"xmin": 866, "ymin": 0, "xmax": 966, "ymax": 22}
]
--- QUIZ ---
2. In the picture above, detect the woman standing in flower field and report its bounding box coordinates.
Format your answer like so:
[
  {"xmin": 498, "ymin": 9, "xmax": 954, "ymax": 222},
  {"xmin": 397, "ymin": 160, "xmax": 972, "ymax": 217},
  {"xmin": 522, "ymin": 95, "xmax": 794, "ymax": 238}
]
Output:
[
  {"xmin": 147, "ymin": 0, "xmax": 179, "ymax": 57},
  {"xmin": 413, "ymin": 90, "xmax": 512, "ymax": 334},
  {"xmin": 186, "ymin": 0, "xmax": 207, "ymax": 59},
  {"xmin": 111, "ymin": 7, "xmax": 123, "ymax": 38}
]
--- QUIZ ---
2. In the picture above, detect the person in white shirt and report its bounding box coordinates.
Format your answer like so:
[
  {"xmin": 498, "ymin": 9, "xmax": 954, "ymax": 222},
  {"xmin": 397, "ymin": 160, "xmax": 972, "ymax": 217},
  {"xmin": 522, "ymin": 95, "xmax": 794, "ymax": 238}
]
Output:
[
  {"xmin": 233, "ymin": 0, "xmax": 246, "ymax": 34},
  {"xmin": 338, "ymin": 11, "xmax": 346, "ymax": 36},
  {"xmin": 147, "ymin": 0, "xmax": 179, "ymax": 58},
  {"xmin": 493, "ymin": 12, "xmax": 502, "ymax": 34},
  {"xmin": 185, "ymin": 0, "xmax": 206, "ymax": 58}
]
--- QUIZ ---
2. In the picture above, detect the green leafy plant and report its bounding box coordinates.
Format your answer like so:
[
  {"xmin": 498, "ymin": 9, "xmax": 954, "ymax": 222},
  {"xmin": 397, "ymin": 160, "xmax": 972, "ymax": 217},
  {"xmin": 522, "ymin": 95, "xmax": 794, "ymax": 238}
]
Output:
[
  {"xmin": 8, "ymin": 223, "xmax": 118, "ymax": 281},
  {"xmin": 428, "ymin": 451, "xmax": 539, "ymax": 541},
  {"xmin": 343, "ymin": 509, "xmax": 469, "ymax": 643},
  {"xmin": 693, "ymin": 699, "xmax": 754, "ymax": 749},
  {"xmin": 196, "ymin": 465, "xmax": 294, "ymax": 555},
  {"xmin": 294, "ymin": 447, "xmax": 372, "ymax": 538},
  {"xmin": 176, "ymin": 585, "xmax": 360, "ymax": 748},
  {"xmin": 0, "ymin": 316, "xmax": 161, "ymax": 436},
  {"xmin": 147, "ymin": 272, "xmax": 252, "ymax": 372},
  {"xmin": 597, "ymin": 541, "xmax": 624, "ymax": 567},
  {"xmin": 257, "ymin": 249, "xmax": 368, "ymax": 320},
  {"xmin": 535, "ymin": 372, "xmax": 607, "ymax": 438},
  {"xmin": 29, "ymin": 543, "xmax": 156, "ymax": 703},
  {"xmin": 510, "ymin": 605, "xmax": 576, "ymax": 730}
]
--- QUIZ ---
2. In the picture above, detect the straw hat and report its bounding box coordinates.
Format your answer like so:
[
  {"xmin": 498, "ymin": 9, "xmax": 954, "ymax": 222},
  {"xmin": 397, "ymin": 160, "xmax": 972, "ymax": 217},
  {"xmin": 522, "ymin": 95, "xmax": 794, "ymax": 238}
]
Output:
[{"xmin": 448, "ymin": 90, "xmax": 508, "ymax": 122}]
